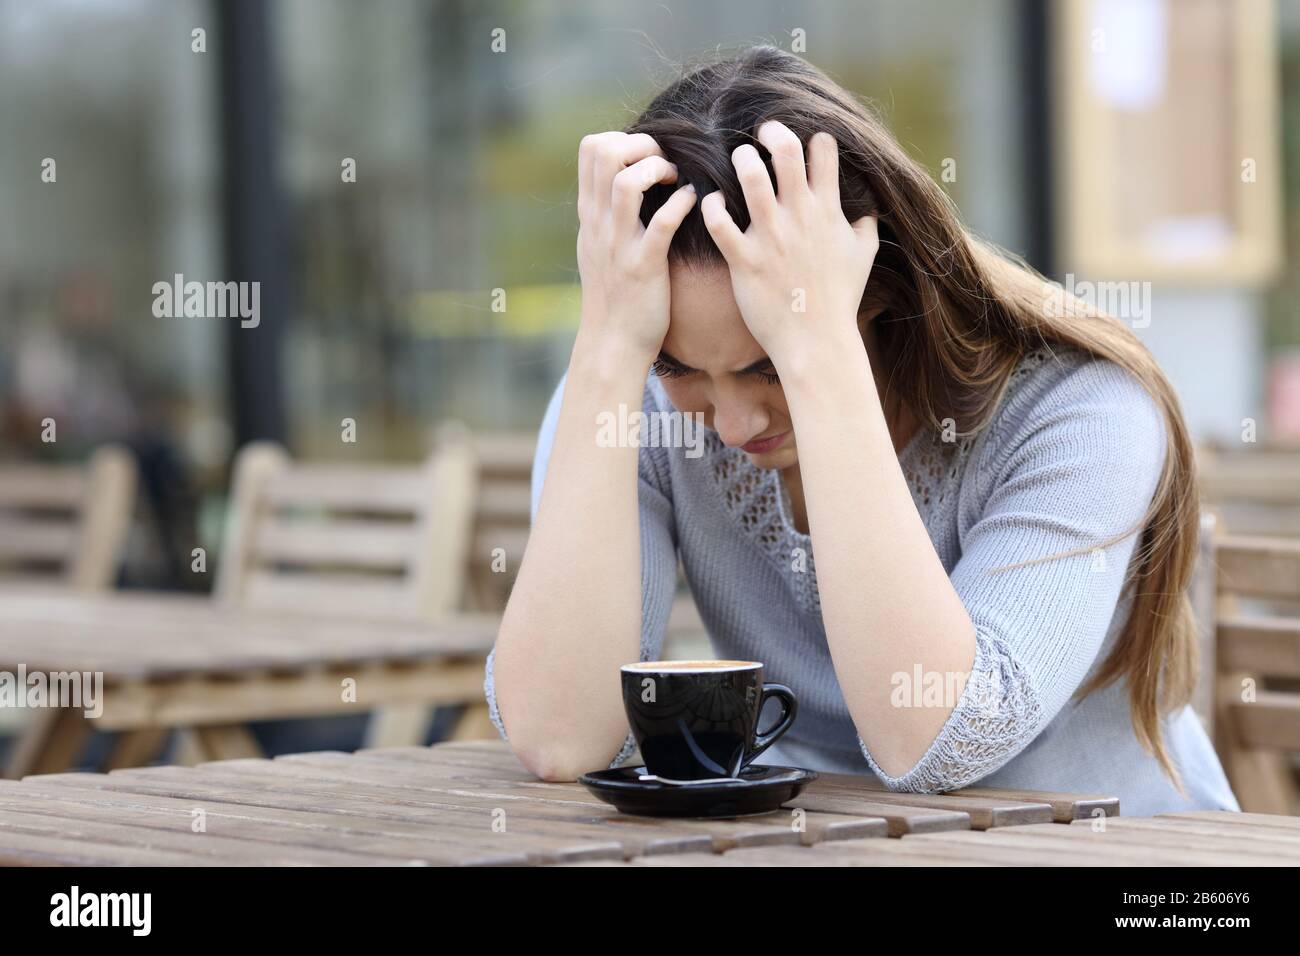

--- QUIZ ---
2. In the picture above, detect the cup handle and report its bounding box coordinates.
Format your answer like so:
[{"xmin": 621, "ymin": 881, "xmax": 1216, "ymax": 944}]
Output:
[{"xmin": 742, "ymin": 683, "xmax": 797, "ymax": 767}]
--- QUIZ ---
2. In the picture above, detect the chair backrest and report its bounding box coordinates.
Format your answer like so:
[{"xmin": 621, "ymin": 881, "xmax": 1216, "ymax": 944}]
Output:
[
  {"xmin": 1212, "ymin": 532, "xmax": 1300, "ymax": 814},
  {"xmin": 215, "ymin": 432, "xmax": 478, "ymax": 621},
  {"xmin": 465, "ymin": 431, "xmax": 534, "ymax": 612},
  {"xmin": 459, "ymin": 429, "xmax": 712, "ymax": 659},
  {"xmin": 1197, "ymin": 444, "xmax": 1300, "ymax": 536},
  {"xmin": 0, "ymin": 446, "xmax": 137, "ymax": 591}
]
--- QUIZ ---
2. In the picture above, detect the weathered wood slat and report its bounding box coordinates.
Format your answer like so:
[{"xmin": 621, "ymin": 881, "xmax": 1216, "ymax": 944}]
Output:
[
  {"xmin": 945, "ymin": 785, "xmax": 1119, "ymax": 822},
  {"xmin": 476, "ymin": 484, "xmax": 532, "ymax": 523},
  {"xmin": 29, "ymin": 769, "xmax": 626, "ymax": 865},
  {"xmin": 92, "ymin": 661, "xmax": 487, "ymax": 729},
  {"xmin": 803, "ymin": 839, "xmax": 1013, "ymax": 865},
  {"xmin": 361, "ymin": 742, "xmax": 564, "ymax": 778},
  {"xmin": 1158, "ymin": 809, "xmax": 1300, "ymax": 830},
  {"xmin": 0, "ymin": 804, "xmax": 422, "ymax": 866},
  {"xmin": 1199, "ymin": 450, "xmax": 1300, "ymax": 506},
  {"xmin": 0, "ymin": 781, "xmax": 491, "ymax": 866},
  {"xmin": 1215, "ymin": 535, "xmax": 1300, "ymax": 600},
  {"xmin": 897, "ymin": 827, "xmax": 1254, "ymax": 866},
  {"xmin": 566, "ymin": 846, "xmax": 876, "ymax": 867},
  {"xmin": 0, "ymin": 467, "xmax": 86, "ymax": 509},
  {"xmin": 1227, "ymin": 693, "xmax": 1300, "ymax": 751},
  {"xmin": 1094, "ymin": 814, "xmax": 1300, "ymax": 848},
  {"xmin": 472, "ymin": 526, "xmax": 529, "ymax": 562},
  {"xmin": 0, "ymin": 830, "xmax": 216, "ymax": 866},
  {"xmin": 1219, "ymin": 616, "xmax": 1300, "ymax": 678},
  {"xmin": 262, "ymin": 467, "xmax": 428, "ymax": 514},
  {"xmin": 1053, "ymin": 818, "xmax": 1300, "ymax": 864},
  {"xmin": 470, "ymin": 432, "xmax": 535, "ymax": 478},
  {"xmin": 0, "ymin": 518, "xmax": 78, "ymax": 562},
  {"xmin": 563, "ymin": 840, "xmax": 1002, "ymax": 867},
  {"xmin": 240, "ymin": 570, "xmax": 414, "ymax": 618},
  {"xmin": 1209, "ymin": 502, "xmax": 1300, "ymax": 537},
  {"xmin": 804, "ymin": 775, "xmax": 1052, "ymax": 829},
  {"xmin": 813, "ymin": 768, "xmax": 1113, "ymax": 824},
  {"xmin": 0, "ymin": 592, "xmax": 498, "ymax": 678},
  {"xmin": 253, "ymin": 518, "xmax": 415, "ymax": 570},
  {"xmin": 789, "ymin": 794, "xmax": 971, "ymax": 836}
]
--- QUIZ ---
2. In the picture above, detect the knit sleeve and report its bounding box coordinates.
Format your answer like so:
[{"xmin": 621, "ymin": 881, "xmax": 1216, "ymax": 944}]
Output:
[
  {"xmin": 856, "ymin": 358, "xmax": 1168, "ymax": 792},
  {"xmin": 483, "ymin": 372, "xmax": 678, "ymax": 769}
]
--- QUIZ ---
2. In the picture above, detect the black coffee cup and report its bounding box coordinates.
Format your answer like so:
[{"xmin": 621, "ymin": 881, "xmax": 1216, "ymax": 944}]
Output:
[{"xmin": 620, "ymin": 660, "xmax": 798, "ymax": 781}]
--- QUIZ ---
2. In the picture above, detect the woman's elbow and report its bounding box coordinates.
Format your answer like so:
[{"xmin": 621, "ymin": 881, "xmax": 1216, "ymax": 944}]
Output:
[{"xmin": 512, "ymin": 742, "xmax": 602, "ymax": 782}]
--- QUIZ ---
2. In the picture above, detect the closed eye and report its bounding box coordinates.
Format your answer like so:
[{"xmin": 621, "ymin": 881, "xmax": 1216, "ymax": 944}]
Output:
[
  {"xmin": 743, "ymin": 359, "xmax": 780, "ymax": 385},
  {"xmin": 652, "ymin": 351, "xmax": 781, "ymax": 385},
  {"xmin": 651, "ymin": 357, "xmax": 693, "ymax": 379}
]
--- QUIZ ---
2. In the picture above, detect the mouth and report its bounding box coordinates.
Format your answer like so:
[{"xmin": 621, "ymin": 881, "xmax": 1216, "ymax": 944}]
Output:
[{"xmin": 740, "ymin": 431, "xmax": 790, "ymax": 455}]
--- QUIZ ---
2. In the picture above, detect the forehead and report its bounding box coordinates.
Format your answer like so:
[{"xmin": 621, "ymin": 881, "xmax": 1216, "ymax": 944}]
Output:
[{"xmin": 664, "ymin": 262, "xmax": 763, "ymax": 369}]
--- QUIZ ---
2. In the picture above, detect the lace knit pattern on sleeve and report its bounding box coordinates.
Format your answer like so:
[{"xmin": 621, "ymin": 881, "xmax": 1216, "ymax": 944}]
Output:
[{"xmin": 856, "ymin": 625, "xmax": 1044, "ymax": 792}]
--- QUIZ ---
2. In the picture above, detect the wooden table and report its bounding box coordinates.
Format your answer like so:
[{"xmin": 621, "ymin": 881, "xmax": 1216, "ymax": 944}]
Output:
[
  {"xmin": 0, "ymin": 591, "xmax": 498, "ymax": 778},
  {"xmin": 0, "ymin": 740, "xmax": 1293, "ymax": 866}
]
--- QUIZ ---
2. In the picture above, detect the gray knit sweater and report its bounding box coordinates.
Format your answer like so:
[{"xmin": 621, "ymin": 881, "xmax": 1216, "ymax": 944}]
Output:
[{"xmin": 483, "ymin": 346, "xmax": 1240, "ymax": 817}]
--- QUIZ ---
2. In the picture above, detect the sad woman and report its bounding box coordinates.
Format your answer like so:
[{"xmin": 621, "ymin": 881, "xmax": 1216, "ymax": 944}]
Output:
[{"xmin": 484, "ymin": 45, "xmax": 1238, "ymax": 816}]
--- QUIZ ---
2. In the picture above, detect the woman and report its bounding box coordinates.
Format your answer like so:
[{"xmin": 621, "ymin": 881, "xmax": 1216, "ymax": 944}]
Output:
[{"xmin": 484, "ymin": 45, "xmax": 1238, "ymax": 815}]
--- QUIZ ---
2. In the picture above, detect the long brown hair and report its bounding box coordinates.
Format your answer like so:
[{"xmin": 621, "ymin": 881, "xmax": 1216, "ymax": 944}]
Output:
[{"xmin": 628, "ymin": 45, "xmax": 1199, "ymax": 787}]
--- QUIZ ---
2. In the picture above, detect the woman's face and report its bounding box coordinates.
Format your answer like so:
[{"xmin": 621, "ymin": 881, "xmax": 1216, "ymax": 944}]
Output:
[{"xmin": 656, "ymin": 263, "xmax": 799, "ymax": 471}]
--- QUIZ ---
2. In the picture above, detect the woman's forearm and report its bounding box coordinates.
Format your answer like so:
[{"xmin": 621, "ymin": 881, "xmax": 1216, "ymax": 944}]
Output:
[
  {"xmin": 691, "ymin": 119, "xmax": 978, "ymax": 777},
  {"xmin": 493, "ymin": 320, "xmax": 651, "ymax": 779},
  {"xmin": 776, "ymin": 327, "xmax": 977, "ymax": 777}
]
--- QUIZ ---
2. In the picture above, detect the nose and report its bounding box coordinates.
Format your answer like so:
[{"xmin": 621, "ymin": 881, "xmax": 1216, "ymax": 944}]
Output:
[{"xmin": 710, "ymin": 392, "xmax": 769, "ymax": 449}]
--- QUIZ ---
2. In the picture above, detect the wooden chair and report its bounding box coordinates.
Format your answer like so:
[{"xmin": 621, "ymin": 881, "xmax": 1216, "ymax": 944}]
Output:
[
  {"xmin": 0, "ymin": 446, "xmax": 137, "ymax": 591},
  {"xmin": 1211, "ymin": 532, "xmax": 1300, "ymax": 814},
  {"xmin": 207, "ymin": 430, "xmax": 486, "ymax": 755},
  {"xmin": 216, "ymin": 434, "xmax": 476, "ymax": 620},
  {"xmin": 0, "ymin": 446, "xmax": 137, "ymax": 742}
]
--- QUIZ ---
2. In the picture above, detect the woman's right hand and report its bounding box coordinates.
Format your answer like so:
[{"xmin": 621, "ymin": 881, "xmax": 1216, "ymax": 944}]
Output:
[{"xmin": 575, "ymin": 132, "xmax": 697, "ymax": 361}]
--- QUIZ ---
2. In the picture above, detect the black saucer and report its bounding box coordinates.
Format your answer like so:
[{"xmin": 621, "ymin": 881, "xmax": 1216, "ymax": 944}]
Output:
[{"xmin": 579, "ymin": 764, "xmax": 817, "ymax": 818}]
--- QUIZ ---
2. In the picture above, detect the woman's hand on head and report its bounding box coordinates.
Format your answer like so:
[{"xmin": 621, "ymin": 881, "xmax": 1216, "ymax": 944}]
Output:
[
  {"xmin": 575, "ymin": 131, "xmax": 697, "ymax": 364},
  {"xmin": 700, "ymin": 122, "xmax": 878, "ymax": 371}
]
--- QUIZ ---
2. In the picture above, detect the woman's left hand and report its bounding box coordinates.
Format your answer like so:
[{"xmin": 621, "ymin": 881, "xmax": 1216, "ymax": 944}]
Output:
[{"xmin": 700, "ymin": 121, "xmax": 878, "ymax": 370}]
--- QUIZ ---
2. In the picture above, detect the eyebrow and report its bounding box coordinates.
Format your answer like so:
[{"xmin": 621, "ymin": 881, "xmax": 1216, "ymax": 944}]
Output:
[{"xmin": 657, "ymin": 349, "xmax": 775, "ymax": 375}]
